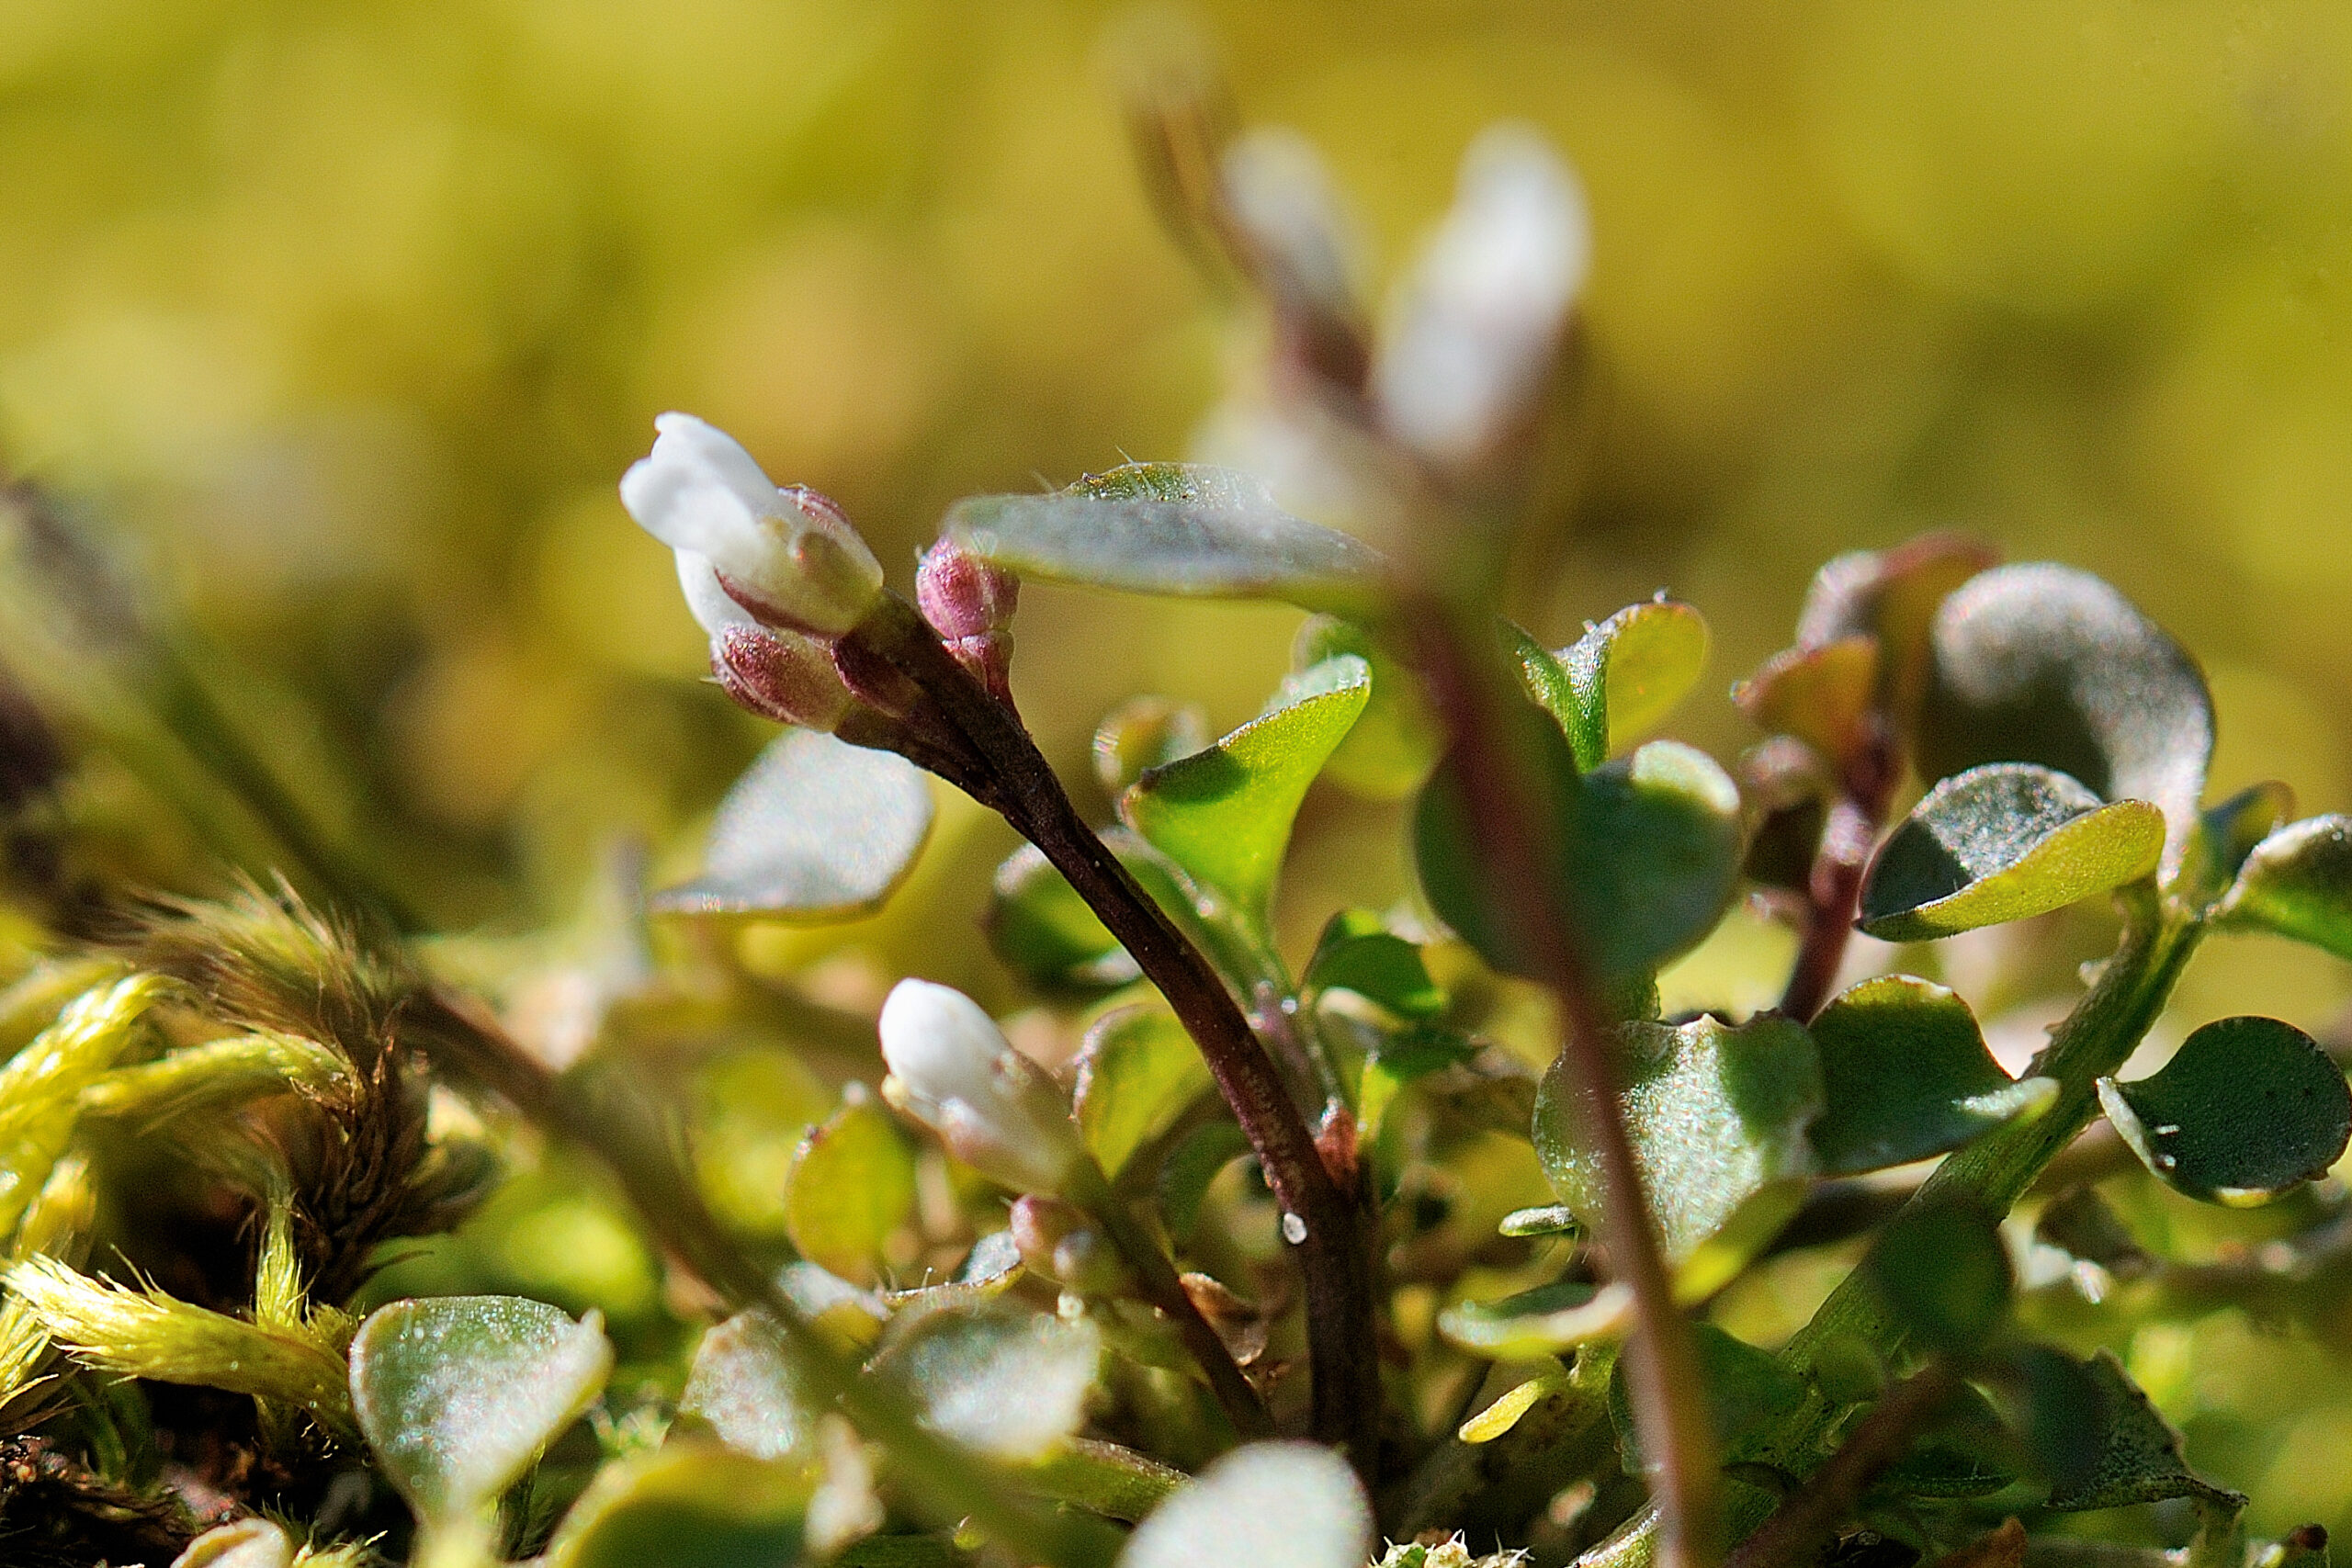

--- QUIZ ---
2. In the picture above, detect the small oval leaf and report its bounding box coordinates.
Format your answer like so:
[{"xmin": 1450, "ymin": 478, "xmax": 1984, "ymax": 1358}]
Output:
[
  {"xmin": 2216, "ymin": 814, "xmax": 2352, "ymax": 962},
  {"xmin": 1917, "ymin": 563, "xmax": 2213, "ymax": 866},
  {"xmin": 1437, "ymin": 1280, "xmax": 1634, "ymax": 1359},
  {"xmin": 1073, "ymin": 1006, "xmax": 1214, "ymax": 1180},
  {"xmin": 944, "ymin": 464, "xmax": 1385, "ymax": 612},
  {"xmin": 985, "ymin": 844, "xmax": 1138, "ymax": 992},
  {"xmin": 873, "ymin": 1305, "xmax": 1100, "ymax": 1461},
  {"xmin": 1735, "ymin": 636, "xmax": 1879, "ymax": 768},
  {"xmin": 2097, "ymin": 1016, "xmax": 2352, "ymax": 1205},
  {"xmin": 1807, "ymin": 976, "xmax": 2049, "ymax": 1175},
  {"xmin": 1294, "ymin": 617, "xmax": 1442, "ymax": 799},
  {"xmin": 784, "ymin": 1091, "xmax": 916, "ymax": 1285},
  {"xmin": 653, "ymin": 730, "xmax": 933, "ymax": 920},
  {"xmin": 1118, "ymin": 1442, "xmax": 1372, "ymax": 1568},
  {"xmin": 1859, "ymin": 763, "xmax": 2163, "ymax": 942},
  {"xmin": 1867, "ymin": 1199, "xmax": 2012, "ymax": 1353},
  {"xmin": 679, "ymin": 1310, "xmax": 814, "ymax": 1463},
  {"xmin": 1305, "ymin": 910, "xmax": 1444, "ymax": 1019},
  {"xmin": 1795, "ymin": 532, "xmax": 1997, "ymax": 725},
  {"xmin": 1535, "ymin": 1014, "xmax": 1821, "ymax": 1301},
  {"xmin": 1514, "ymin": 602, "xmax": 1710, "ymax": 771},
  {"xmin": 349, "ymin": 1295, "xmax": 614, "ymax": 1524},
  {"xmin": 1121, "ymin": 657, "xmax": 1370, "ymax": 919}
]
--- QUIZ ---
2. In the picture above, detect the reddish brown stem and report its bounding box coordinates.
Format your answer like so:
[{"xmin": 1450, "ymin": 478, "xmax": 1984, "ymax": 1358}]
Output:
[
  {"xmin": 1780, "ymin": 723, "xmax": 1899, "ymax": 1023},
  {"xmin": 1408, "ymin": 601, "xmax": 1720, "ymax": 1568},
  {"xmin": 842, "ymin": 595, "xmax": 1383, "ymax": 1474}
]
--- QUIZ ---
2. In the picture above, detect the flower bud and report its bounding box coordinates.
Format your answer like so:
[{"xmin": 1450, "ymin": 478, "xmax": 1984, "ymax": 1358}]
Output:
[
  {"xmin": 877, "ymin": 979, "xmax": 1084, "ymax": 1194},
  {"xmin": 622, "ymin": 412, "xmax": 883, "ymax": 637},
  {"xmin": 915, "ymin": 542, "xmax": 1020, "ymax": 700},
  {"xmin": 676, "ymin": 548, "xmax": 856, "ymax": 729}
]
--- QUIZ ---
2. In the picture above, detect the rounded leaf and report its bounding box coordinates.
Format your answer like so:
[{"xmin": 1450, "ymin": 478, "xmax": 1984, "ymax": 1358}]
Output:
[
  {"xmin": 679, "ymin": 1311, "xmax": 814, "ymax": 1463},
  {"xmin": 1536, "ymin": 1014, "xmax": 1821, "ymax": 1300},
  {"xmin": 1515, "ymin": 601, "xmax": 1710, "ymax": 771},
  {"xmin": 349, "ymin": 1294, "xmax": 614, "ymax": 1523},
  {"xmin": 1293, "ymin": 616, "xmax": 1441, "ymax": 799},
  {"xmin": 1860, "ymin": 763, "xmax": 2163, "ymax": 941},
  {"xmin": 1119, "ymin": 1442, "xmax": 1371, "ymax": 1568},
  {"xmin": 784, "ymin": 1091, "xmax": 916, "ymax": 1285},
  {"xmin": 1868, "ymin": 1200, "xmax": 2012, "ymax": 1352},
  {"xmin": 986, "ymin": 844, "xmax": 1138, "ymax": 991},
  {"xmin": 1304, "ymin": 910, "xmax": 1444, "ymax": 1019},
  {"xmin": 944, "ymin": 464, "xmax": 1385, "ymax": 613},
  {"xmin": 1795, "ymin": 532, "xmax": 1998, "ymax": 725},
  {"xmin": 1735, "ymin": 636, "xmax": 1879, "ymax": 768},
  {"xmin": 1917, "ymin": 563, "xmax": 2213, "ymax": 864},
  {"xmin": 2217, "ymin": 814, "xmax": 2352, "ymax": 962},
  {"xmin": 2097, "ymin": 1016, "xmax": 2352, "ymax": 1205},
  {"xmin": 873, "ymin": 1305, "xmax": 1100, "ymax": 1461},
  {"xmin": 1807, "ymin": 976, "xmax": 2049, "ymax": 1175},
  {"xmin": 652, "ymin": 730, "xmax": 933, "ymax": 920}
]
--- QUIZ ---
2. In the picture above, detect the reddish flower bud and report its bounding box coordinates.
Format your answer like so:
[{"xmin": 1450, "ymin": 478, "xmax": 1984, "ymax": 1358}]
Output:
[
  {"xmin": 916, "ymin": 542, "xmax": 1020, "ymax": 642},
  {"xmin": 712, "ymin": 623, "xmax": 854, "ymax": 732}
]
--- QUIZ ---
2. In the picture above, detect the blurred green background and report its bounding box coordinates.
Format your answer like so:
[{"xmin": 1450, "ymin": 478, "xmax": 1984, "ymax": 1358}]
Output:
[{"xmin": 6, "ymin": 0, "xmax": 2352, "ymax": 1531}]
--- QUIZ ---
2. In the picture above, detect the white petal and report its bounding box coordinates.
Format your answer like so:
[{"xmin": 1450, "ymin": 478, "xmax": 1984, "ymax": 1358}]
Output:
[
  {"xmin": 878, "ymin": 979, "xmax": 1013, "ymax": 1118},
  {"xmin": 674, "ymin": 548, "xmax": 757, "ymax": 638},
  {"xmin": 650, "ymin": 412, "xmax": 784, "ymax": 514}
]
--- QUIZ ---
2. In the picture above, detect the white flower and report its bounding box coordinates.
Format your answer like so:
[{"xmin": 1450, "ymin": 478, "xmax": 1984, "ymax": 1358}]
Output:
[
  {"xmin": 877, "ymin": 979, "xmax": 1083, "ymax": 1193},
  {"xmin": 1374, "ymin": 127, "xmax": 1589, "ymax": 467},
  {"xmin": 621, "ymin": 413, "xmax": 883, "ymax": 636}
]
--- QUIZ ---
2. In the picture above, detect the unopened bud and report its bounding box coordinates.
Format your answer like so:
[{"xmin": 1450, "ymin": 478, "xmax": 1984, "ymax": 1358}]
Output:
[
  {"xmin": 712, "ymin": 624, "xmax": 854, "ymax": 731},
  {"xmin": 916, "ymin": 543, "xmax": 1021, "ymax": 700},
  {"xmin": 877, "ymin": 979, "xmax": 1083, "ymax": 1194},
  {"xmin": 622, "ymin": 413, "xmax": 883, "ymax": 637}
]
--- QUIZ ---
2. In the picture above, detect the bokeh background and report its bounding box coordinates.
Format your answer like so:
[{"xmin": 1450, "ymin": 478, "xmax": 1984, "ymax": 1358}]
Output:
[{"xmin": 6, "ymin": 0, "xmax": 2352, "ymax": 1534}]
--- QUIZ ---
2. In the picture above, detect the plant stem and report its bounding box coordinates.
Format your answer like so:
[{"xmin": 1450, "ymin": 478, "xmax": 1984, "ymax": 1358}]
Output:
[
  {"xmin": 1066, "ymin": 1158, "xmax": 1276, "ymax": 1438},
  {"xmin": 1721, "ymin": 1361, "xmax": 1959, "ymax": 1568},
  {"xmin": 1779, "ymin": 723, "xmax": 1897, "ymax": 1022},
  {"xmin": 408, "ymin": 988, "xmax": 1119, "ymax": 1568},
  {"xmin": 1409, "ymin": 601, "xmax": 1721, "ymax": 1568},
  {"xmin": 842, "ymin": 594, "xmax": 1385, "ymax": 1472}
]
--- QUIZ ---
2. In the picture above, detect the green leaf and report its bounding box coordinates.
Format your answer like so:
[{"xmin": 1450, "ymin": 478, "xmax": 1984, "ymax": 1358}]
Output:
[
  {"xmin": 1859, "ymin": 762, "xmax": 2164, "ymax": 942},
  {"xmin": 1879, "ymin": 1382, "xmax": 2020, "ymax": 1500},
  {"xmin": 1807, "ymin": 976, "xmax": 2052, "ymax": 1175},
  {"xmin": 1072, "ymin": 1006, "xmax": 1213, "ymax": 1179},
  {"xmin": 679, "ymin": 1311, "xmax": 814, "ymax": 1463},
  {"xmin": 1438, "ymin": 1279, "xmax": 1632, "ymax": 1358},
  {"xmin": 652, "ymin": 729, "xmax": 933, "ymax": 920},
  {"xmin": 1535, "ymin": 1014, "xmax": 1821, "ymax": 1300},
  {"xmin": 2217, "ymin": 814, "xmax": 2352, "ymax": 962},
  {"xmin": 942, "ymin": 464, "xmax": 1385, "ymax": 613},
  {"xmin": 986, "ymin": 844, "xmax": 1139, "ymax": 992},
  {"xmin": 1120, "ymin": 656, "xmax": 1369, "ymax": 919},
  {"xmin": 1356, "ymin": 1025, "xmax": 1480, "ymax": 1138},
  {"xmin": 1415, "ymin": 734, "xmax": 1743, "ymax": 986},
  {"xmin": 1027, "ymin": 1438, "xmax": 1187, "ymax": 1524},
  {"xmin": 1611, "ymin": 1322, "xmax": 1807, "ymax": 1471},
  {"xmin": 872, "ymin": 1304, "xmax": 1100, "ymax": 1461},
  {"xmin": 1498, "ymin": 1204, "xmax": 1579, "ymax": 1238},
  {"xmin": 2188, "ymin": 783, "xmax": 2296, "ymax": 908},
  {"xmin": 1305, "ymin": 910, "xmax": 1444, "ymax": 1019},
  {"xmin": 348, "ymin": 1294, "xmax": 613, "ymax": 1524},
  {"xmin": 1118, "ymin": 1442, "xmax": 1372, "ymax": 1568},
  {"xmin": 1734, "ymin": 636, "xmax": 1879, "ymax": 768},
  {"xmin": 2018, "ymin": 1347, "xmax": 2245, "ymax": 1513},
  {"xmin": 1917, "ymin": 563, "xmax": 2213, "ymax": 863},
  {"xmin": 543, "ymin": 1444, "xmax": 809, "ymax": 1568},
  {"xmin": 1156, "ymin": 1122, "xmax": 1250, "ymax": 1244},
  {"xmin": 1092, "ymin": 697, "xmax": 1212, "ymax": 796},
  {"xmin": 1513, "ymin": 601, "xmax": 1710, "ymax": 772},
  {"xmin": 1867, "ymin": 1199, "xmax": 2012, "ymax": 1353},
  {"xmin": 2097, "ymin": 1016, "xmax": 2352, "ymax": 1205},
  {"xmin": 784, "ymin": 1090, "xmax": 916, "ymax": 1285},
  {"xmin": 1795, "ymin": 533, "xmax": 1998, "ymax": 726},
  {"xmin": 1294, "ymin": 617, "xmax": 1442, "ymax": 799}
]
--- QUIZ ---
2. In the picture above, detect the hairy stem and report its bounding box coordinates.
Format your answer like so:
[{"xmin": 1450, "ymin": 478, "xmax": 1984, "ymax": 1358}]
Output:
[
  {"xmin": 1411, "ymin": 603, "xmax": 1721, "ymax": 1568},
  {"xmin": 842, "ymin": 594, "xmax": 1384, "ymax": 1472}
]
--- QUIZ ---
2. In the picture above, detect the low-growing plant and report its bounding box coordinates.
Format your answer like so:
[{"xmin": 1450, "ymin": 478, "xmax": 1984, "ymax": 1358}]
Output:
[{"xmin": 0, "ymin": 33, "xmax": 2349, "ymax": 1568}]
